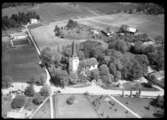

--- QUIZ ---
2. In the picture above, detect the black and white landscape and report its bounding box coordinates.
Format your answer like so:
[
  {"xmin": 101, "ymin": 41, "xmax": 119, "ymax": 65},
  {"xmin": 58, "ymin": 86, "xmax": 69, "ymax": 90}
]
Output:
[{"xmin": 2, "ymin": 2, "xmax": 164, "ymax": 118}]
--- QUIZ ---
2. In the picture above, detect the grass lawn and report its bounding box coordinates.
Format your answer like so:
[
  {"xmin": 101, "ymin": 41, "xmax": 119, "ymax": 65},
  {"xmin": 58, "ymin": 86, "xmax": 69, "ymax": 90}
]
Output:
[
  {"xmin": 115, "ymin": 96, "xmax": 164, "ymax": 118},
  {"xmin": 86, "ymin": 95, "xmax": 135, "ymax": 118},
  {"xmin": 2, "ymin": 39, "xmax": 46, "ymax": 82},
  {"xmin": 54, "ymin": 94, "xmax": 98, "ymax": 118},
  {"xmin": 32, "ymin": 99, "xmax": 51, "ymax": 118}
]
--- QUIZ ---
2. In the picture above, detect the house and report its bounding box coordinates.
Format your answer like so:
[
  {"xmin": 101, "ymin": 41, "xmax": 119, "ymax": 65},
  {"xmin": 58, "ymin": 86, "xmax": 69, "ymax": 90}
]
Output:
[{"xmin": 30, "ymin": 18, "xmax": 39, "ymax": 24}]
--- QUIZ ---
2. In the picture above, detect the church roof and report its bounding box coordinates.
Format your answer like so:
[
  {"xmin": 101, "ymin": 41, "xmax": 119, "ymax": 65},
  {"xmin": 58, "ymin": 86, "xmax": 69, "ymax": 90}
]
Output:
[{"xmin": 72, "ymin": 40, "xmax": 77, "ymax": 57}]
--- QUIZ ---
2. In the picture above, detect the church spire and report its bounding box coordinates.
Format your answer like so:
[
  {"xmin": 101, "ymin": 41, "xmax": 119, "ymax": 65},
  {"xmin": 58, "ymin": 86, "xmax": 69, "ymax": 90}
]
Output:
[{"xmin": 72, "ymin": 40, "xmax": 77, "ymax": 57}]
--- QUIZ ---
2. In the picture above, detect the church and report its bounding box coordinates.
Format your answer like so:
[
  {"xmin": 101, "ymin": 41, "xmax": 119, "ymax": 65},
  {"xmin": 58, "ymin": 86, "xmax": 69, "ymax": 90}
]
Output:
[{"xmin": 69, "ymin": 40, "xmax": 98, "ymax": 78}]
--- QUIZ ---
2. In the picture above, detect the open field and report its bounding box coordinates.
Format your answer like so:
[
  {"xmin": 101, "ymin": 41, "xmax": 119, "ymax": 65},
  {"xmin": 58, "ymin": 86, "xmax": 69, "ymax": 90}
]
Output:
[
  {"xmin": 54, "ymin": 94, "xmax": 98, "ymax": 118},
  {"xmin": 77, "ymin": 2, "xmax": 139, "ymax": 15},
  {"xmin": 32, "ymin": 99, "xmax": 51, "ymax": 118},
  {"xmin": 115, "ymin": 96, "xmax": 164, "ymax": 118},
  {"xmin": 2, "ymin": 39, "xmax": 46, "ymax": 82},
  {"xmin": 2, "ymin": 3, "xmax": 95, "ymax": 23}
]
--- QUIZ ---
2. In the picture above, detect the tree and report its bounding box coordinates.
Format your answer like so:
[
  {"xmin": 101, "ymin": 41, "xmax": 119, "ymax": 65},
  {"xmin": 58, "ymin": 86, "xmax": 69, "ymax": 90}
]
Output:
[
  {"xmin": 24, "ymin": 84, "xmax": 35, "ymax": 97},
  {"xmin": 40, "ymin": 85, "xmax": 50, "ymax": 97},
  {"xmin": 51, "ymin": 68, "xmax": 69, "ymax": 87},
  {"xmin": 109, "ymin": 39, "xmax": 129, "ymax": 53},
  {"xmin": 130, "ymin": 41, "xmax": 144, "ymax": 54},
  {"xmin": 118, "ymin": 24, "xmax": 128, "ymax": 33},
  {"xmin": 115, "ymin": 71, "xmax": 122, "ymax": 81},
  {"xmin": 121, "ymin": 58, "xmax": 143, "ymax": 81},
  {"xmin": 66, "ymin": 19, "xmax": 78, "ymax": 29},
  {"xmin": 51, "ymin": 52, "xmax": 62, "ymax": 67},
  {"xmin": 80, "ymin": 40, "xmax": 104, "ymax": 58},
  {"xmin": 40, "ymin": 47, "xmax": 53, "ymax": 67},
  {"xmin": 36, "ymin": 74, "xmax": 45, "ymax": 85},
  {"xmin": 99, "ymin": 64, "xmax": 112, "ymax": 84},
  {"xmin": 66, "ymin": 95, "xmax": 75, "ymax": 105},
  {"xmin": 135, "ymin": 54, "xmax": 149, "ymax": 75},
  {"xmin": 32, "ymin": 93, "xmax": 44, "ymax": 105},
  {"xmin": 90, "ymin": 69, "xmax": 100, "ymax": 81},
  {"xmin": 11, "ymin": 95, "xmax": 25, "ymax": 109},
  {"xmin": 109, "ymin": 63, "xmax": 117, "ymax": 79},
  {"xmin": 147, "ymin": 46, "xmax": 164, "ymax": 70},
  {"xmin": 150, "ymin": 96, "xmax": 164, "ymax": 108},
  {"xmin": 54, "ymin": 25, "xmax": 62, "ymax": 37},
  {"xmin": 2, "ymin": 76, "xmax": 13, "ymax": 88}
]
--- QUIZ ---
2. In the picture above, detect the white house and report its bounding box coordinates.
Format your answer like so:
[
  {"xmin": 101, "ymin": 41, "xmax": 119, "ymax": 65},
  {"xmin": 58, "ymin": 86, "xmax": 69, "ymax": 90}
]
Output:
[
  {"xmin": 30, "ymin": 18, "xmax": 39, "ymax": 24},
  {"xmin": 126, "ymin": 26, "xmax": 137, "ymax": 33}
]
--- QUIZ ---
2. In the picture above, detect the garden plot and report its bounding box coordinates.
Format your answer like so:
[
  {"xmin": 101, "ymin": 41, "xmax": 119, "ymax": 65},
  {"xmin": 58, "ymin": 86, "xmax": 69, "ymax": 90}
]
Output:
[{"xmin": 2, "ymin": 39, "xmax": 46, "ymax": 82}]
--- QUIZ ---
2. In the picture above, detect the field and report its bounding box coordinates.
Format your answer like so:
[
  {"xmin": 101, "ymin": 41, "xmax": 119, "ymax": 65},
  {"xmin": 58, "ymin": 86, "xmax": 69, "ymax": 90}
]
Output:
[
  {"xmin": 115, "ymin": 96, "xmax": 164, "ymax": 118},
  {"xmin": 54, "ymin": 94, "xmax": 98, "ymax": 118},
  {"xmin": 2, "ymin": 3, "xmax": 140, "ymax": 23},
  {"xmin": 2, "ymin": 39, "xmax": 46, "ymax": 82},
  {"xmin": 86, "ymin": 95, "xmax": 135, "ymax": 118}
]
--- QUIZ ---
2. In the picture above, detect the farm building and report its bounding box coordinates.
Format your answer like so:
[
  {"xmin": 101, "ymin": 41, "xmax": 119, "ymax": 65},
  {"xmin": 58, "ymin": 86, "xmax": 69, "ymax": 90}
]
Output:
[{"xmin": 9, "ymin": 32, "xmax": 30, "ymax": 47}]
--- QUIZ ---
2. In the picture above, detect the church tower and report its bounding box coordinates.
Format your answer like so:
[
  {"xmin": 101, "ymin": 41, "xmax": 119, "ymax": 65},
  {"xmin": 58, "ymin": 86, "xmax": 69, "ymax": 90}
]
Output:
[{"xmin": 69, "ymin": 40, "xmax": 79, "ymax": 73}]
